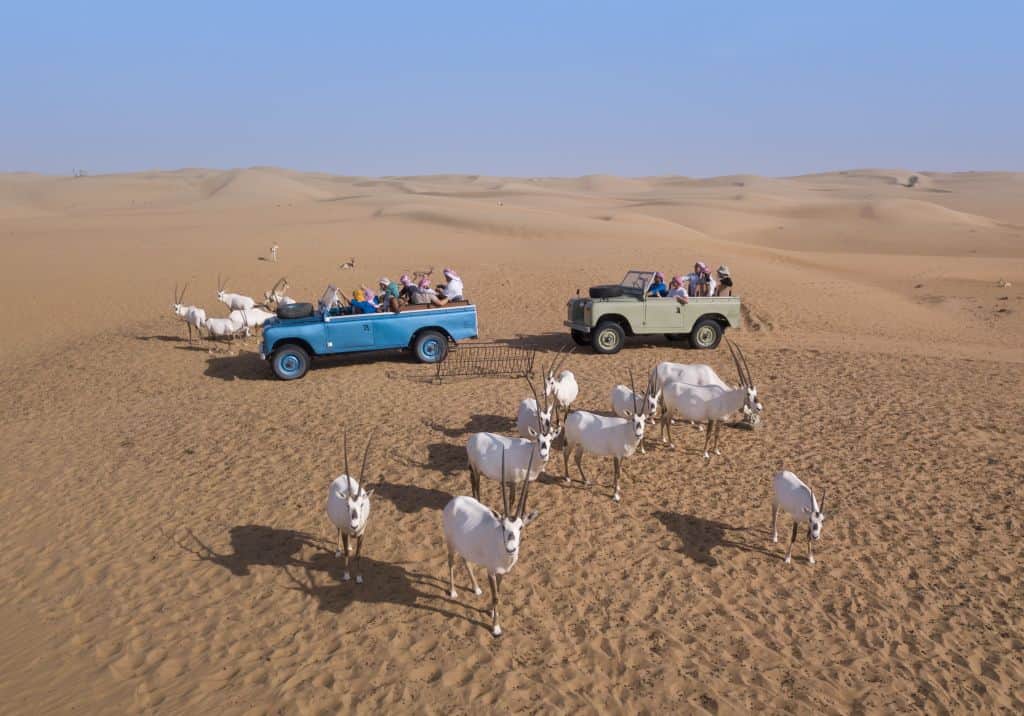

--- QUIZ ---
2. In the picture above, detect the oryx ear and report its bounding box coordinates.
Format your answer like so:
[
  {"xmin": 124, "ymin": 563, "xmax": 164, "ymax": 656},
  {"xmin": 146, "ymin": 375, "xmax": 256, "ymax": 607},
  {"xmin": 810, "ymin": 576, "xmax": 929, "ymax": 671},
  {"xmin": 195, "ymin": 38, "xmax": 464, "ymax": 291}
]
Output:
[
  {"xmin": 522, "ymin": 510, "xmax": 540, "ymax": 526},
  {"xmin": 365, "ymin": 488, "xmax": 375, "ymax": 499},
  {"xmin": 552, "ymin": 426, "xmax": 563, "ymax": 438},
  {"xmin": 489, "ymin": 508, "xmax": 502, "ymax": 522},
  {"xmin": 527, "ymin": 426, "xmax": 538, "ymax": 437},
  {"xmin": 624, "ymin": 409, "xmax": 634, "ymax": 417}
]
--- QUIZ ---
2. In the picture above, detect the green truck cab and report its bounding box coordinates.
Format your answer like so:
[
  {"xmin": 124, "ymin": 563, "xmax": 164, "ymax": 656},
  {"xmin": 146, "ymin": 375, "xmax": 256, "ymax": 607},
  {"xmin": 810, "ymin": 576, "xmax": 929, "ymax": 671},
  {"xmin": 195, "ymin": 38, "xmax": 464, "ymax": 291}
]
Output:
[{"xmin": 564, "ymin": 270, "xmax": 741, "ymax": 354}]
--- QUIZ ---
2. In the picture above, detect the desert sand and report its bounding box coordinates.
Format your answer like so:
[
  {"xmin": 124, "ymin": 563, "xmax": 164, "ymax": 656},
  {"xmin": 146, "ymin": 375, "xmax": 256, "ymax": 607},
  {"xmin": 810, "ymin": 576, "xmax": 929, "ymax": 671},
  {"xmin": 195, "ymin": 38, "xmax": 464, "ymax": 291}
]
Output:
[{"xmin": 0, "ymin": 168, "xmax": 1021, "ymax": 714}]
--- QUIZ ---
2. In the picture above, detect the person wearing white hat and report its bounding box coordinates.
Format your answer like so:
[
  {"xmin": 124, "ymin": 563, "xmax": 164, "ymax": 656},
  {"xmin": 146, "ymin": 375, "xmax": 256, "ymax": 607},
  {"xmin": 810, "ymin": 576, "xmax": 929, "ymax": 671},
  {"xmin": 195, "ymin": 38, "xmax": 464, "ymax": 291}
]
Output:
[
  {"xmin": 714, "ymin": 265, "xmax": 733, "ymax": 297},
  {"xmin": 439, "ymin": 267, "xmax": 464, "ymax": 301}
]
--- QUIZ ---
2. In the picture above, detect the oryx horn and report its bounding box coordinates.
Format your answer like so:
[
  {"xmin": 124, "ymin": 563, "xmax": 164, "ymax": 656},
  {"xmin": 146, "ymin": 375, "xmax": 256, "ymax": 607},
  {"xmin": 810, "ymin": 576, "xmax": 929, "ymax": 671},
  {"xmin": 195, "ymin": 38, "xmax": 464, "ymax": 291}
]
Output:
[{"xmin": 517, "ymin": 447, "xmax": 535, "ymax": 519}]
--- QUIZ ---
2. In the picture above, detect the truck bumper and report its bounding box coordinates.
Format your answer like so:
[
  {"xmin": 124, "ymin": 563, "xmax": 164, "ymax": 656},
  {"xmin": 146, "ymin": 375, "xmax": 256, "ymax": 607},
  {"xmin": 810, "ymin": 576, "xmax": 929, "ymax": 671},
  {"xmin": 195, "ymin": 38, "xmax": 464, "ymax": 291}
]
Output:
[{"xmin": 564, "ymin": 321, "xmax": 590, "ymax": 333}]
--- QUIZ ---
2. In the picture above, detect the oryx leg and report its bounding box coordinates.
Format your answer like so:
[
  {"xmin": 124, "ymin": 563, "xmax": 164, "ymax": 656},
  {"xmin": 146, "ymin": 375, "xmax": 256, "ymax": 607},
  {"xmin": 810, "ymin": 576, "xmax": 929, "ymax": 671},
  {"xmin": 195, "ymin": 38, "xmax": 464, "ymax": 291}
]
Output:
[
  {"xmin": 447, "ymin": 547, "xmax": 458, "ymax": 599},
  {"xmin": 784, "ymin": 522, "xmax": 798, "ymax": 564},
  {"xmin": 574, "ymin": 445, "xmax": 588, "ymax": 485},
  {"xmin": 661, "ymin": 413, "xmax": 674, "ymax": 448},
  {"xmin": 187, "ymin": 323, "xmax": 193, "ymax": 344},
  {"xmin": 771, "ymin": 503, "xmax": 780, "ymax": 543},
  {"xmin": 341, "ymin": 533, "xmax": 351, "ymax": 580},
  {"xmin": 712, "ymin": 421, "xmax": 722, "ymax": 456},
  {"xmin": 702, "ymin": 420, "xmax": 713, "ymax": 459},
  {"xmin": 807, "ymin": 527, "xmax": 815, "ymax": 565},
  {"xmin": 335, "ymin": 528, "xmax": 343, "ymax": 558},
  {"xmin": 463, "ymin": 557, "xmax": 482, "ymax": 595},
  {"xmin": 469, "ymin": 466, "xmax": 480, "ymax": 501},
  {"xmin": 354, "ymin": 534, "xmax": 364, "ymax": 584},
  {"xmin": 612, "ymin": 457, "xmax": 621, "ymax": 503},
  {"xmin": 489, "ymin": 573, "xmax": 503, "ymax": 637},
  {"xmin": 562, "ymin": 441, "xmax": 571, "ymax": 483}
]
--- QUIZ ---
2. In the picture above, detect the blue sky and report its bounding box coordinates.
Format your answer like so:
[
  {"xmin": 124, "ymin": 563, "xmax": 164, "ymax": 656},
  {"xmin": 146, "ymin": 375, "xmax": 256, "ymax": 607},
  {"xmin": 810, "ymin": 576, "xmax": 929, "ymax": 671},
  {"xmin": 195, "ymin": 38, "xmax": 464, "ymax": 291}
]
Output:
[{"xmin": 2, "ymin": 2, "xmax": 1021, "ymax": 176}]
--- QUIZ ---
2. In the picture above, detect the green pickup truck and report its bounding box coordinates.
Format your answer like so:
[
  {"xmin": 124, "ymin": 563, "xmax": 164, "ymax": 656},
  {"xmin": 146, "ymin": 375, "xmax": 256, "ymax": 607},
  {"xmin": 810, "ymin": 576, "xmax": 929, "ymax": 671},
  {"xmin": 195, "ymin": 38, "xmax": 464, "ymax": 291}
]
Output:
[{"xmin": 564, "ymin": 270, "xmax": 741, "ymax": 354}]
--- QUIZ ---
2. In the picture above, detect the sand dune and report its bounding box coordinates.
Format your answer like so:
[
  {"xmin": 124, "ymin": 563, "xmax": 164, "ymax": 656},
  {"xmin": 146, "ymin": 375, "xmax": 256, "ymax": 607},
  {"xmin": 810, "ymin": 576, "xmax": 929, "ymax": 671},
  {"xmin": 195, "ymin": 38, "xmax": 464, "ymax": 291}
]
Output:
[{"xmin": 0, "ymin": 168, "xmax": 1022, "ymax": 714}]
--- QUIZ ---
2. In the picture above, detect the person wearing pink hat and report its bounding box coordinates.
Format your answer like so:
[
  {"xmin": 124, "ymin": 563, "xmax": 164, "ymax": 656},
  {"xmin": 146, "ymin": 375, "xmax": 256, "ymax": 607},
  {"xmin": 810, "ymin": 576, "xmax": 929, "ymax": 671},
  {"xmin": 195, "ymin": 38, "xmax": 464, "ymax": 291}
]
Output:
[
  {"xmin": 667, "ymin": 274, "xmax": 689, "ymax": 304},
  {"xmin": 407, "ymin": 274, "xmax": 450, "ymax": 307},
  {"xmin": 647, "ymin": 271, "xmax": 668, "ymax": 297},
  {"xmin": 684, "ymin": 261, "xmax": 716, "ymax": 298}
]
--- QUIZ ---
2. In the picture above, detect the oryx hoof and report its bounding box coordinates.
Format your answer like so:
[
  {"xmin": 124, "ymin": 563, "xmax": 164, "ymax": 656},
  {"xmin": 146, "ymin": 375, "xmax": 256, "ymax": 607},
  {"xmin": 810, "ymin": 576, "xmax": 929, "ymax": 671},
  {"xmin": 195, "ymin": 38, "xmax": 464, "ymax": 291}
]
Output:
[
  {"xmin": 808, "ymin": 556, "xmax": 816, "ymax": 565},
  {"xmin": 449, "ymin": 589, "xmax": 458, "ymax": 599},
  {"xmin": 355, "ymin": 575, "xmax": 364, "ymax": 584},
  {"xmin": 613, "ymin": 492, "xmax": 621, "ymax": 503},
  {"xmin": 702, "ymin": 452, "xmax": 710, "ymax": 460},
  {"xmin": 772, "ymin": 534, "xmax": 779, "ymax": 544},
  {"xmin": 492, "ymin": 624, "xmax": 503, "ymax": 637},
  {"xmin": 784, "ymin": 556, "xmax": 792, "ymax": 565},
  {"xmin": 714, "ymin": 449, "xmax": 722, "ymax": 456},
  {"xmin": 334, "ymin": 550, "xmax": 342, "ymax": 558},
  {"xmin": 342, "ymin": 571, "xmax": 351, "ymax": 581},
  {"xmin": 473, "ymin": 586, "xmax": 483, "ymax": 596}
]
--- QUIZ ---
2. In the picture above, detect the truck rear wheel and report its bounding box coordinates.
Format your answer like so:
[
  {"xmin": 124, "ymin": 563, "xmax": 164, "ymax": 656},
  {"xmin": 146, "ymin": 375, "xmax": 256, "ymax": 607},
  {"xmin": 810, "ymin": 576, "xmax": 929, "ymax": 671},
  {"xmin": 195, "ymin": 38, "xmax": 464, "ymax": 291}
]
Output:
[
  {"xmin": 272, "ymin": 344, "xmax": 310, "ymax": 380},
  {"xmin": 592, "ymin": 321, "xmax": 625, "ymax": 354},
  {"xmin": 570, "ymin": 329, "xmax": 589, "ymax": 346},
  {"xmin": 688, "ymin": 318, "xmax": 723, "ymax": 349},
  {"xmin": 413, "ymin": 330, "xmax": 449, "ymax": 363}
]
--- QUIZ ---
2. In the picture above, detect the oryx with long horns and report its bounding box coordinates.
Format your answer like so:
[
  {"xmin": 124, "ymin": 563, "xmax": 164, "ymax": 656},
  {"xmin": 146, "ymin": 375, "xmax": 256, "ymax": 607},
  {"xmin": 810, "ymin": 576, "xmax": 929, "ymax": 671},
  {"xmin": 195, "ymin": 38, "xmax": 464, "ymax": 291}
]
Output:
[
  {"xmin": 543, "ymin": 346, "xmax": 578, "ymax": 428},
  {"xmin": 171, "ymin": 282, "xmax": 207, "ymax": 343},
  {"xmin": 659, "ymin": 339, "xmax": 762, "ymax": 458},
  {"xmin": 563, "ymin": 368, "xmax": 648, "ymax": 502},
  {"xmin": 216, "ymin": 274, "xmax": 257, "ymax": 312},
  {"xmin": 325, "ymin": 429, "xmax": 376, "ymax": 583},
  {"xmin": 262, "ymin": 277, "xmax": 296, "ymax": 310},
  {"xmin": 611, "ymin": 370, "xmax": 660, "ymax": 453},
  {"xmin": 442, "ymin": 447, "xmax": 540, "ymax": 636},
  {"xmin": 516, "ymin": 373, "xmax": 555, "ymax": 438}
]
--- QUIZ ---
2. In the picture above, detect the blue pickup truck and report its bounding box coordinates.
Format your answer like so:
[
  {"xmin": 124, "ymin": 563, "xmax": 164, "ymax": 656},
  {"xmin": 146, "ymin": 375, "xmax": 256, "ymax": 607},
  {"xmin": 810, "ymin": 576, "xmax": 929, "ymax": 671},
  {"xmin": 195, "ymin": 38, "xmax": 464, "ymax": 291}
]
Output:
[{"xmin": 259, "ymin": 302, "xmax": 479, "ymax": 380}]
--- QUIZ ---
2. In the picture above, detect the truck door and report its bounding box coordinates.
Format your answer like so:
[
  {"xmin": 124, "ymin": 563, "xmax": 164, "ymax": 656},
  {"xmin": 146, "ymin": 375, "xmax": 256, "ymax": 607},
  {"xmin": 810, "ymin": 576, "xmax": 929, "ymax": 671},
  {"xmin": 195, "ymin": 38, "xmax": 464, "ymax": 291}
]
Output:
[{"xmin": 325, "ymin": 315, "xmax": 374, "ymax": 351}]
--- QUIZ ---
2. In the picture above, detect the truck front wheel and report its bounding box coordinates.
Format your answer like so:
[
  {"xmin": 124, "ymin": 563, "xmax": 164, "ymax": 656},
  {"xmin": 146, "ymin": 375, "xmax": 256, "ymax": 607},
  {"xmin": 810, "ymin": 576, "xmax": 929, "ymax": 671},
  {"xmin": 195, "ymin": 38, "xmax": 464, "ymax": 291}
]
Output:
[
  {"xmin": 413, "ymin": 330, "xmax": 449, "ymax": 363},
  {"xmin": 688, "ymin": 318, "xmax": 723, "ymax": 349},
  {"xmin": 592, "ymin": 321, "xmax": 625, "ymax": 354},
  {"xmin": 272, "ymin": 344, "xmax": 310, "ymax": 380}
]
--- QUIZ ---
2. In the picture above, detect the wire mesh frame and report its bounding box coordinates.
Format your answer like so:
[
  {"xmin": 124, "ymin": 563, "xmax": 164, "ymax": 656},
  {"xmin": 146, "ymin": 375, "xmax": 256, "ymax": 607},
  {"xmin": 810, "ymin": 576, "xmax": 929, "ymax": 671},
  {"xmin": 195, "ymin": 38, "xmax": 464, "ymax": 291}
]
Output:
[{"xmin": 434, "ymin": 343, "xmax": 536, "ymax": 383}]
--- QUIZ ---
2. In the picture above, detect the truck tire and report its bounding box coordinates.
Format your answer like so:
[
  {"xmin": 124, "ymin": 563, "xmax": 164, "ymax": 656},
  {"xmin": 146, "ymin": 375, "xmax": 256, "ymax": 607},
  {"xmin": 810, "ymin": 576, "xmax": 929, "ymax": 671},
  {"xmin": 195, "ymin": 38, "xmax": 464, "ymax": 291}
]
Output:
[
  {"xmin": 570, "ymin": 329, "xmax": 589, "ymax": 346},
  {"xmin": 277, "ymin": 302, "xmax": 314, "ymax": 319},
  {"xmin": 592, "ymin": 321, "xmax": 625, "ymax": 354},
  {"xmin": 413, "ymin": 330, "xmax": 449, "ymax": 363},
  {"xmin": 688, "ymin": 318, "xmax": 723, "ymax": 350},
  {"xmin": 588, "ymin": 285, "xmax": 624, "ymax": 299},
  {"xmin": 272, "ymin": 344, "xmax": 310, "ymax": 380}
]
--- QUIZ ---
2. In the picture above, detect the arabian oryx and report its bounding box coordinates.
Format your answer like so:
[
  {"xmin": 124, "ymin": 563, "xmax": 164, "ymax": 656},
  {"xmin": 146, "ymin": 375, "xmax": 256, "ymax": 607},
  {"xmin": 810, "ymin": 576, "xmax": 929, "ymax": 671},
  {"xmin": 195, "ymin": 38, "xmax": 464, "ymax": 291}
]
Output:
[
  {"xmin": 171, "ymin": 282, "xmax": 206, "ymax": 343},
  {"xmin": 467, "ymin": 378, "xmax": 560, "ymax": 508},
  {"xmin": 544, "ymin": 346, "xmax": 578, "ymax": 428},
  {"xmin": 771, "ymin": 470, "xmax": 828, "ymax": 565},
  {"xmin": 610, "ymin": 375, "xmax": 660, "ymax": 453},
  {"xmin": 263, "ymin": 277, "xmax": 296, "ymax": 310},
  {"xmin": 650, "ymin": 360, "xmax": 761, "ymax": 428},
  {"xmin": 563, "ymin": 369, "xmax": 647, "ymax": 502},
  {"xmin": 516, "ymin": 374, "xmax": 555, "ymax": 438},
  {"xmin": 216, "ymin": 274, "xmax": 257, "ymax": 312},
  {"xmin": 325, "ymin": 430, "xmax": 375, "ymax": 583},
  {"xmin": 659, "ymin": 340, "xmax": 762, "ymax": 459},
  {"xmin": 443, "ymin": 448, "xmax": 539, "ymax": 636}
]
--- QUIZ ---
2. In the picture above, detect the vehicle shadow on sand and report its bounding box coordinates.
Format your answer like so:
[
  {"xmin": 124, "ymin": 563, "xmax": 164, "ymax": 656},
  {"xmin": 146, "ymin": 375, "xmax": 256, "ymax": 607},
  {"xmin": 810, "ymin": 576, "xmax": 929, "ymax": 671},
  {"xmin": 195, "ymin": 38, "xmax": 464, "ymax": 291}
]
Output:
[
  {"xmin": 173, "ymin": 525, "xmax": 488, "ymax": 628},
  {"xmin": 652, "ymin": 511, "xmax": 775, "ymax": 566},
  {"xmin": 495, "ymin": 332, "xmax": 576, "ymax": 353}
]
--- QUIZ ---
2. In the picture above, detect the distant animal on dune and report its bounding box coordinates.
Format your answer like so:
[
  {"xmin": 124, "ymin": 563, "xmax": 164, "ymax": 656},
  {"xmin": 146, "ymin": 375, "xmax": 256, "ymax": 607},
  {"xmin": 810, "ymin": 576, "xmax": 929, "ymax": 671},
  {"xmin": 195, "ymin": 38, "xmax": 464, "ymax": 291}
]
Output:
[{"xmin": 339, "ymin": 257, "xmax": 356, "ymax": 270}]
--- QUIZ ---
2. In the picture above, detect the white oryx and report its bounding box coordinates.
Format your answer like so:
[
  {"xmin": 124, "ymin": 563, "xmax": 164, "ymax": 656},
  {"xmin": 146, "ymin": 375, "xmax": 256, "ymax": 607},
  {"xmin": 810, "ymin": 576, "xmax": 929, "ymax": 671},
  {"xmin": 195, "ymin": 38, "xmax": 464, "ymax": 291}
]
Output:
[
  {"xmin": 203, "ymin": 311, "xmax": 247, "ymax": 340},
  {"xmin": 543, "ymin": 346, "xmax": 578, "ymax": 427},
  {"xmin": 216, "ymin": 274, "xmax": 257, "ymax": 312},
  {"xmin": 659, "ymin": 340, "xmax": 762, "ymax": 459},
  {"xmin": 563, "ymin": 370, "xmax": 647, "ymax": 502},
  {"xmin": 466, "ymin": 409, "xmax": 560, "ymax": 508},
  {"xmin": 325, "ymin": 431, "xmax": 375, "ymax": 583},
  {"xmin": 442, "ymin": 449, "xmax": 540, "ymax": 636},
  {"xmin": 171, "ymin": 282, "xmax": 207, "ymax": 343},
  {"xmin": 771, "ymin": 470, "xmax": 828, "ymax": 565},
  {"xmin": 516, "ymin": 375, "xmax": 554, "ymax": 438},
  {"xmin": 231, "ymin": 307, "xmax": 275, "ymax": 335},
  {"xmin": 610, "ymin": 376, "xmax": 660, "ymax": 453}
]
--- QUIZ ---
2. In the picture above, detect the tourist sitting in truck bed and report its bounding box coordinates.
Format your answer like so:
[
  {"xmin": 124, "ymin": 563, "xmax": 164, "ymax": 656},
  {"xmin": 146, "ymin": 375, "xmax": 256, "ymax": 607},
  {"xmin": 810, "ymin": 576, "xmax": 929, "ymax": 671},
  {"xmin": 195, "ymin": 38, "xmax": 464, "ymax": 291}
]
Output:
[
  {"xmin": 714, "ymin": 265, "xmax": 733, "ymax": 296},
  {"xmin": 349, "ymin": 288, "xmax": 379, "ymax": 314},
  {"xmin": 439, "ymin": 267, "xmax": 464, "ymax": 301},
  {"xmin": 667, "ymin": 275, "xmax": 689, "ymax": 304},
  {"xmin": 402, "ymin": 275, "xmax": 450, "ymax": 307}
]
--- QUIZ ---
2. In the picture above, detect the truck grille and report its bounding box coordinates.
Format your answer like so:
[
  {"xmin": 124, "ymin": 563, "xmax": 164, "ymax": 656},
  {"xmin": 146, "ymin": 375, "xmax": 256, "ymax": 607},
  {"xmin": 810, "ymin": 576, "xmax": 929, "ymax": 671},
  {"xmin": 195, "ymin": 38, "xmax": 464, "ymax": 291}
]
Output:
[{"xmin": 569, "ymin": 300, "xmax": 585, "ymax": 324}]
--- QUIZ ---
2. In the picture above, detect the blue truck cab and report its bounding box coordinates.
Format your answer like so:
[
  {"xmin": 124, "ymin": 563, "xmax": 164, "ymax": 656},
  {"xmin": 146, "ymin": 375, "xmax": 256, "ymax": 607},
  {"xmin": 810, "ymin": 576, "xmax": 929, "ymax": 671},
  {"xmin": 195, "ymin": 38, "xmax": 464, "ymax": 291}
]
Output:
[{"xmin": 259, "ymin": 302, "xmax": 479, "ymax": 380}]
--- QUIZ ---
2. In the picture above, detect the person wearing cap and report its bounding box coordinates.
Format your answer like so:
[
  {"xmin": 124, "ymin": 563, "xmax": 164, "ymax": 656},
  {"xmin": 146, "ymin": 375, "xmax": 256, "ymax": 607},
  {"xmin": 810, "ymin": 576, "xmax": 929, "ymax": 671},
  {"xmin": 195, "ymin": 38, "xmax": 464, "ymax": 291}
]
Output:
[
  {"xmin": 667, "ymin": 275, "xmax": 689, "ymax": 304},
  {"xmin": 647, "ymin": 271, "xmax": 669, "ymax": 297},
  {"xmin": 439, "ymin": 267, "xmax": 465, "ymax": 302},
  {"xmin": 714, "ymin": 265, "xmax": 733, "ymax": 297}
]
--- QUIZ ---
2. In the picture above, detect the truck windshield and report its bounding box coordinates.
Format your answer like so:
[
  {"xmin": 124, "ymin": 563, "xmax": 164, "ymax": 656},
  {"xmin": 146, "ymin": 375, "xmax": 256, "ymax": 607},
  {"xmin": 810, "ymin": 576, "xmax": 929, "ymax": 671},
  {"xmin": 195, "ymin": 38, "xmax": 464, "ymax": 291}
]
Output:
[{"xmin": 619, "ymin": 270, "xmax": 654, "ymax": 296}]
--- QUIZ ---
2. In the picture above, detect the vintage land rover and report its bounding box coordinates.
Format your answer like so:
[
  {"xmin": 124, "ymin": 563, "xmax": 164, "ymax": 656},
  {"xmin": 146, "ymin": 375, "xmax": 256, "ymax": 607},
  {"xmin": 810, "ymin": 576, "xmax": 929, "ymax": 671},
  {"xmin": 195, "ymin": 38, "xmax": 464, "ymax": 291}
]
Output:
[{"xmin": 564, "ymin": 270, "xmax": 741, "ymax": 354}]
